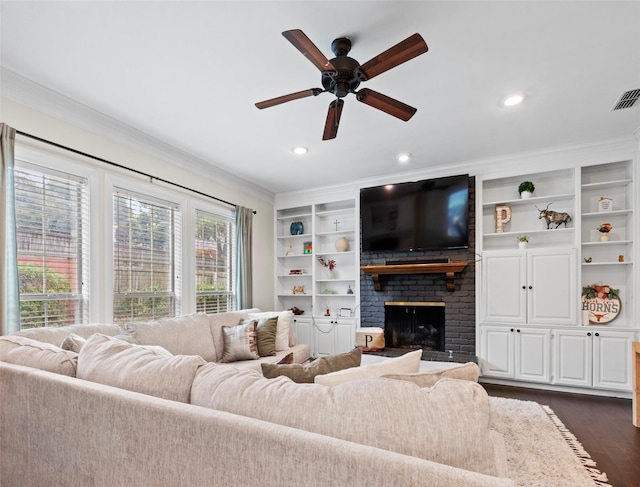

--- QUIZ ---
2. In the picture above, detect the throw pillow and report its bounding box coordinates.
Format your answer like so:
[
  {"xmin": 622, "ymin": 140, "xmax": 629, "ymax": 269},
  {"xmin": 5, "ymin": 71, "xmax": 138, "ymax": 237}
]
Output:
[
  {"xmin": 60, "ymin": 333, "xmax": 87, "ymax": 353},
  {"xmin": 0, "ymin": 335, "xmax": 78, "ymax": 376},
  {"xmin": 221, "ymin": 320, "xmax": 259, "ymax": 363},
  {"xmin": 77, "ymin": 334, "xmax": 206, "ymax": 403},
  {"xmin": 247, "ymin": 310, "xmax": 293, "ymax": 351},
  {"xmin": 314, "ymin": 349, "xmax": 421, "ymax": 386},
  {"xmin": 261, "ymin": 347, "xmax": 361, "ymax": 383},
  {"xmin": 382, "ymin": 362, "xmax": 480, "ymax": 387},
  {"xmin": 276, "ymin": 352, "xmax": 294, "ymax": 365},
  {"xmin": 241, "ymin": 317, "xmax": 277, "ymax": 357},
  {"xmin": 190, "ymin": 366, "xmax": 505, "ymax": 477}
]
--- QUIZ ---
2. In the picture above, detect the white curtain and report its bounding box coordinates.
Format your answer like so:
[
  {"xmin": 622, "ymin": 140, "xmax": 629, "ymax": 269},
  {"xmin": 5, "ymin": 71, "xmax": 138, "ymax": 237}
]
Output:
[
  {"xmin": 1, "ymin": 124, "xmax": 20, "ymax": 335},
  {"xmin": 235, "ymin": 206, "xmax": 253, "ymax": 309}
]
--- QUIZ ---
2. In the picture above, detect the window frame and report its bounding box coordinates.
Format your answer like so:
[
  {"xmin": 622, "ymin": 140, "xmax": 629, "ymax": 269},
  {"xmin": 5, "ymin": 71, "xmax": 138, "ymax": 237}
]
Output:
[
  {"xmin": 106, "ymin": 175, "xmax": 186, "ymax": 324},
  {"xmin": 193, "ymin": 204, "xmax": 236, "ymax": 314},
  {"xmin": 13, "ymin": 143, "xmax": 97, "ymax": 327}
]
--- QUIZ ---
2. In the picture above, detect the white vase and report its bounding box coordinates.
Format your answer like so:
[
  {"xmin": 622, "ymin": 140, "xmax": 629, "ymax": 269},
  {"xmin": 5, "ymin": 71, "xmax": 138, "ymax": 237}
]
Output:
[
  {"xmin": 518, "ymin": 241, "xmax": 528, "ymax": 249},
  {"xmin": 335, "ymin": 237, "xmax": 349, "ymax": 252},
  {"xmin": 520, "ymin": 191, "xmax": 532, "ymax": 199},
  {"xmin": 600, "ymin": 233, "xmax": 610, "ymax": 242}
]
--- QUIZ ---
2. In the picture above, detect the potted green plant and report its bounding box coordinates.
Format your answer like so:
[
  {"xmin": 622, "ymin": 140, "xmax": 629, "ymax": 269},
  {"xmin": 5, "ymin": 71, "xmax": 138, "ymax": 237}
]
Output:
[
  {"xmin": 518, "ymin": 181, "xmax": 535, "ymax": 199},
  {"xmin": 517, "ymin": 234, "xmax": 528, "ymax": 249}
]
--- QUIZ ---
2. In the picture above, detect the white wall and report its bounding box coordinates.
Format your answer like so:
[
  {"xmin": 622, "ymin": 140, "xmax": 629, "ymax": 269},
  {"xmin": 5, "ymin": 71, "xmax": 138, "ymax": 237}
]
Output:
[{"xmin": 1, "ymin": 97, "xmax": 275, "ymax": 314}]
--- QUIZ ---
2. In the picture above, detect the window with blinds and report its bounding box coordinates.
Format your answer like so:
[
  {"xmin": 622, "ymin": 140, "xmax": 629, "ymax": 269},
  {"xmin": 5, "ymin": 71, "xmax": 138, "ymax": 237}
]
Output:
[
  {"xmin": 15, "ymin": 165, "xmax": 89, "ymax": 329},
  {"xmin": 195, "ymin": 209, "xmax": 235, "ymax": 313},
  {"xmin": 112, "ymin": 190, "xmax": 181, "ymax": 325}
]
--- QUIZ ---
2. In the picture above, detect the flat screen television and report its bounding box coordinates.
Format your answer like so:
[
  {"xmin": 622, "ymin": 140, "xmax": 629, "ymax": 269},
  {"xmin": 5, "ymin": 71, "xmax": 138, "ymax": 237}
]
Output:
[{"xmin": 360, "ymin": 174, "xmax": 469, "ymax": 252}]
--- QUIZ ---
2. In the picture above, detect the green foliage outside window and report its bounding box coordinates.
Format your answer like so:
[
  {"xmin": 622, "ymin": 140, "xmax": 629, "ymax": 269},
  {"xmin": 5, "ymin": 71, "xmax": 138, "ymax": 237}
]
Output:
[{"xmin": 18, "ymin": 263, "xmax": 73, "ymax": 328}]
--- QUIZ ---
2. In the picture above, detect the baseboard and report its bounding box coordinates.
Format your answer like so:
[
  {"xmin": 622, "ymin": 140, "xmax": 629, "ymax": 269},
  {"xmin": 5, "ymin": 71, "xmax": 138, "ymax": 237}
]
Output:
[{"xmin": 479, "ymin": 377, "xmax": 633, "ymax": 400}]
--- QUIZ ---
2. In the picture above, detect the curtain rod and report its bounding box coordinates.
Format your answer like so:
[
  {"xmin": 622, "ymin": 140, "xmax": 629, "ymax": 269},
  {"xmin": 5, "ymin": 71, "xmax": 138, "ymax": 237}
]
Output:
[{"xmin": 15, "ymin": 130, "xmax": 256, "ymax": 214}]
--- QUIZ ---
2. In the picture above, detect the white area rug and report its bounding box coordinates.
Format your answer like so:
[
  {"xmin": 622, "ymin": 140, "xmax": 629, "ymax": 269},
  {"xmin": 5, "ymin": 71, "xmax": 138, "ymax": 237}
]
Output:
[{"xmin": 490, "ymin": 396, "xmax": 611, "ymax": 487}]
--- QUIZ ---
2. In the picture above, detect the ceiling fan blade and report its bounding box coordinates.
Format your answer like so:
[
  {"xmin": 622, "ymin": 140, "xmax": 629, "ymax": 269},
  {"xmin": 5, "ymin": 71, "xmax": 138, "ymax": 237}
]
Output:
[
  {"xmin": 322, "ymin": 99, "xmax": 344, "ymax": 140},
  {"xmin": 356, "ymin": 88, "xmax": 417, "ymax": 121},
  {"xmin": 282, "ymin": 29, "xmax": 336, "ymax": 72},
  {"xmin": 357, "ymin": 33, "xmax": 428, "ymax": 81},
  {"xmin": 255, "ymin": 88, "xmax": 323, "ymax": 109}
]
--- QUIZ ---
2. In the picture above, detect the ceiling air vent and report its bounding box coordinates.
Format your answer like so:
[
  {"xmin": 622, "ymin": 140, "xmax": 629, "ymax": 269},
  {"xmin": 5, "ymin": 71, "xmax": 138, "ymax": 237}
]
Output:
[{"xmin": 611, "ymin": 89, "xmax": 640, "ymax": 111}]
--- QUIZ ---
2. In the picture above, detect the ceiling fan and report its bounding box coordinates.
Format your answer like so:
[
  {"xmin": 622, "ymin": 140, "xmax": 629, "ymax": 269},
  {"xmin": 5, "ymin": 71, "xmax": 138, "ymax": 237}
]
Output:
[{"xmin": 255, "ymin": 29, "xmax": 429, "ymax": 140}]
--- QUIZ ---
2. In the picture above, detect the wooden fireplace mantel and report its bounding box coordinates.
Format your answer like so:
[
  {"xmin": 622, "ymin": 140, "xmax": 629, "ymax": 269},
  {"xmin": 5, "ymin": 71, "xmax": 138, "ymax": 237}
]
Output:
[{"xmin": 360, "ymin": 262, "xmax": 468, "ymax": 292}]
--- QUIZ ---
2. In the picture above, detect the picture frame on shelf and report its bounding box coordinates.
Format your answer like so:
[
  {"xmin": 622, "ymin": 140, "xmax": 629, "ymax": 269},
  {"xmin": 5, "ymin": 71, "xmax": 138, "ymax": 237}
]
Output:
[
  {"xmin": 303, "ymin": 241, "xmax": 312, "ymax": 254},
  {"xmin": 290, "ymin": 221, "xmax": 304, "ymax": 235},
  {"xmin": 598, "ymin": 197, "xmax": 613, "ymax": 212}
]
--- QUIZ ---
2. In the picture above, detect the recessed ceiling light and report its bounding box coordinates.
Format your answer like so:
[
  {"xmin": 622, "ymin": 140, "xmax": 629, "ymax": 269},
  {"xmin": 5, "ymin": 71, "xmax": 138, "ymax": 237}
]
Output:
[
  {"xmin": 292, "ymin": 147, "xmax": 308, "ymax": 155},
  {"xmin": 503, "ymin": 94, "xmax": 525, "ymax": 107},
  {"xmin": 397, "ymin": 153, "xmax": 412, "ymax": 163}
]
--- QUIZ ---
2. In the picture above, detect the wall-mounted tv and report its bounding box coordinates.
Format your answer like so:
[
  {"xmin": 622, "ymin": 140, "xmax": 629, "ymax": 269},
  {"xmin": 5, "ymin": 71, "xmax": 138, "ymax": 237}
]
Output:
[{"xmin": 360, "ymin": 174, "xmax": 469, "ymax": 252}]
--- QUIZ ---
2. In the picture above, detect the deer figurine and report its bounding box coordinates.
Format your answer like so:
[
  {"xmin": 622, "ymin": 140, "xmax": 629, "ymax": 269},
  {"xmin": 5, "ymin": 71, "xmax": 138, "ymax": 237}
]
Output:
[{"xmin": 535, "ymin": 203, "xmax": 572, "ymax": 229}]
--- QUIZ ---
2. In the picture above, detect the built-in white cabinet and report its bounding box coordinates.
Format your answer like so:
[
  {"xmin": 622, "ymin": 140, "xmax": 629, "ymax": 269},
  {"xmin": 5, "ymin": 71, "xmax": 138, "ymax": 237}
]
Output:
[
  {"xmin": 580, "ymin": 161, "xmax": 635, "ymax": 328},
  {"xmin": 292, "ymin": 316, "xmax": 313, "ymax": 351},
  {"xmin": 478, "ymin": 157, "xmax": 637, "ymax": 395},
  {"xmin": 479, "ymin": 325, "xmax": 551, "ymax": 383},
  {"xmin": 482, "ymin": 249, "xmax": 576, "ymax": 325},
  {"xmin": 275, "ymin": 199, "xmax": 358, "ymax": 318},
  {"xmin": 553, "ymin": 329, "xmax": 635, "ymax": 391},
  {"xmin": 311, "ymin": 317, "xmax": 356, "ymax": 357},
  {"xmin": 276, "ymin": 198, "xmax": 359, "ymax": 358}
]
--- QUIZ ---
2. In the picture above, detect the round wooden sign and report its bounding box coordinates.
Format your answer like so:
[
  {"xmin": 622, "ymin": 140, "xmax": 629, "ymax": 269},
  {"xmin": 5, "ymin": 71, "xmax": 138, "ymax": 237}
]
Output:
[
  {"xmin": 582, "ymin": 296, "xmax": 621, "ymax": 324},
  {"xmin": 581, "ymin": 283, "xmax": 621, "ymax": 325}
]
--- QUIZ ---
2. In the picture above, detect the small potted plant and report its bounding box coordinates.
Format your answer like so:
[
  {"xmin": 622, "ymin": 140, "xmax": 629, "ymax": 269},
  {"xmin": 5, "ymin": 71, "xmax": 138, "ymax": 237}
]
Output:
[
  {"xmin": 518, "ymin": 181, "xmax": 535, "ymax": 199},
  {"xmin": 597, "ymin": 223, "xmax": 612, "ymax": 242},
  {"xmin": 517, "ymin": 234, "xmax": 529, "ymax": 249}
]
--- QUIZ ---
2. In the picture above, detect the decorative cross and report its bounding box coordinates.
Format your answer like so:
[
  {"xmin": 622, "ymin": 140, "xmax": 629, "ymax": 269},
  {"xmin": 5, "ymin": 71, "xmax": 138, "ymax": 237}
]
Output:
[{"xmin": 333, "ymin": 219, "xmax": 340, "ymax": 231}]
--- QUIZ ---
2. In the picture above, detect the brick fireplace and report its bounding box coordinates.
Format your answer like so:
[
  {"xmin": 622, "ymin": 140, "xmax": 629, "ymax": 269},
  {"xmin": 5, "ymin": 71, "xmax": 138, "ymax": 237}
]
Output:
[{"xmin": 359, "ymin": 177, "xmax": 476, "ymax": 362}]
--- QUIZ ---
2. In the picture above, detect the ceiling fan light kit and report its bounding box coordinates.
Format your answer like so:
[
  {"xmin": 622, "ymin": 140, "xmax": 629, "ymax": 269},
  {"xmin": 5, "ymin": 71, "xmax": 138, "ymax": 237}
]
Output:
[{"xmin": 256, "ymin": 29, "xmax": 429, "ymax": 140}]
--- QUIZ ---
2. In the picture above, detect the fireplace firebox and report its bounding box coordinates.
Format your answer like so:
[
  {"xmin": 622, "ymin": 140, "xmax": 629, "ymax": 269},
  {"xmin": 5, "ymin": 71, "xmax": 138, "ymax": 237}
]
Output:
[{"xmin": 384, "ymin": 302, "xmax": 445, "ymax": 352}]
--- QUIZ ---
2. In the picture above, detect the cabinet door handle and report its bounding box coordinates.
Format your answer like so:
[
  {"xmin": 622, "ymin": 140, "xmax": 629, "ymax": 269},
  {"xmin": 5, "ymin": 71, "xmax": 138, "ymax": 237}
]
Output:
[
  {"xmin": 528, "ymin": 286, "xmax": 533, "ymax": 290},
  {"xmin": 595, "ymin": 332, "xmax": 600, "ymax": 337},
  {"xmin": 587, "ymin": 332, "xmax": 592, "ymax": 336},
  {"xmin": 516, "ymin": 329, "xmax": 521, "ymax": 333},
  {"xmin": 522, "ymin": 286, "xmax": 526, "ymax": 290},
  {"xmin": 510, "ymin": 328, "xmax": 514, "ymax": 332}
]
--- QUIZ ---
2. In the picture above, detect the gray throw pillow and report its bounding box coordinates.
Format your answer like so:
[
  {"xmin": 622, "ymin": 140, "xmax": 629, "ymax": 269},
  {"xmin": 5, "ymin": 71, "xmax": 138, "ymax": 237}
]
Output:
[{"xmin": 261, "ymin": 347, "xmax": 361, "ymax": 383}]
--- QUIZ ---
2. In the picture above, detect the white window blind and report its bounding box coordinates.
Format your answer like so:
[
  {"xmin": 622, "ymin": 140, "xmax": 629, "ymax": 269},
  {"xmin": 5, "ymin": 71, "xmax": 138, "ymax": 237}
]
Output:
[
  {"xmin": 15, "ymin": 165, "xmax": 89, "ymax": 329},
  {"xmin": 112, "ymin": 190, "xmax": 181, "ymax": 325},
  {"xmin": 195, "ymin": 209, "xmax": 235, "ymax": 313}
]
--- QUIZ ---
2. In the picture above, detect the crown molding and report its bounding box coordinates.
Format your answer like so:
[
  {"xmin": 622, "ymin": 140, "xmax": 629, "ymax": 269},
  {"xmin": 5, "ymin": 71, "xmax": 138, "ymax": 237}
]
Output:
[{"xmin": 1, "ymin": 68, "xmax": 273, "ymax": 204}]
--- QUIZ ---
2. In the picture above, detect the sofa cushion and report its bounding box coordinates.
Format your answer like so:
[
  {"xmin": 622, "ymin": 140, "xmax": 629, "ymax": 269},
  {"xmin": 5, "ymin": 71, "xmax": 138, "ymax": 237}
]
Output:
[
  {"xmin": 221, "ymin": 320, "xmax": 259, "ymax": 363},
  {"xmin": 261, "ymin": 348, "xmax": 362, "ymax": 383},
  {"xmin": 382, "ymin": 362, "xmax": 480, "ymax": 387},
  {"xmin": 314, "ymin": 349, "xmax": 422, "ymax": 386},
  {"xmin": 191, "ymin": 365, "xmax": 505, "ymax": 477},
  {"xmin": 0, "ymin": 335, "xmax": 78, "ymax": 376},
  {"xmin": 208, "ymin": 310, "xmax": 260, "ymax": 362},
  {"xmin": 13, "ymin": 323, "xmax": 121, "ymax": 346},
  {"xmin": 124, "ymin": 313, "xmax": 216, "ymax": 361},
  {"xmin": 248, "ymin": 310, "xmax": 293, "ymax": 351},
  {"xmin": 60, "ymin": 333, "xmax": 87, "ymax": 353},
  {"xmin": 77, "ymin": 334, "xmax": 206, "ymax": 403},
  {"xmin": 249, "ymin": 316, "xmax": 278, "ymax": 357}
]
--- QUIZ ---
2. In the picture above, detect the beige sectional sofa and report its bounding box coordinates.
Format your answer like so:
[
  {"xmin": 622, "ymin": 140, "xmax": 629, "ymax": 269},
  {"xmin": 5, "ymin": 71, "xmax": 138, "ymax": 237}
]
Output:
[{"xmin": 0, "ymin": 310, "xmax": 517, "ymax": 487}]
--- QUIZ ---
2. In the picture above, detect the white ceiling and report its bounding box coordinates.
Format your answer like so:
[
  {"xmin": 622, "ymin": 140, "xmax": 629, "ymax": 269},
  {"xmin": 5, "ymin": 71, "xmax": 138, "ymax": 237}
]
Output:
[{"xmin": 1, "ymin": 1, "xmax": 640, "ymax": 195}]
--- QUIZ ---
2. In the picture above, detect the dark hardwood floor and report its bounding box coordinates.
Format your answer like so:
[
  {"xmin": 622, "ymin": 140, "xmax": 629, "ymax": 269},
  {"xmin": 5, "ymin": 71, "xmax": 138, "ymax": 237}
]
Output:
[{"xmin": 482, "ymin": 383, "xmax": 640, "ymax": 487}]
